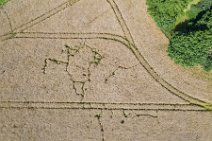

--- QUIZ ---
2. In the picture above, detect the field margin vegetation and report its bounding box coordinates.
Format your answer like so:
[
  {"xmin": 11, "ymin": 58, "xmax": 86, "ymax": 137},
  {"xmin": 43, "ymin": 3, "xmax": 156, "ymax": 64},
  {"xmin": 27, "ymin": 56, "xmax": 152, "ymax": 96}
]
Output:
[{"xmin": 0, "ymin": 0, "xmax": 8, "ymax": 6}]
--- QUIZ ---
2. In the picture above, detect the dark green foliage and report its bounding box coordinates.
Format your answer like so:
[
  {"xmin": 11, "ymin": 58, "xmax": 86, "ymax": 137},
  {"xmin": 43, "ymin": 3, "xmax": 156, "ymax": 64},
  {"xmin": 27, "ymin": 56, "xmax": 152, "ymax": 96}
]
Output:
[
  {"xmin": 168, "ymin": 30, "xmax": 212, "ymax": 69},
  {"xmin": 197, "ymin": 0, "xmax": 212, "ymax": 10},
  {"xmin": 147, "ymin": 0, "xmax": 212, "ymax": 71},
  {"xmin": 205, "ymin": 51, "xmax": 212, "ymax": 71},
  {"xmin": 169, "ymin": 6, "xmax": 212, "ymax": 71},
  {"xmin": 196, "ymin": 9, "xmax": 212, "ymax": 29},
  {"xmin": 146, "ymin": 0, "xmax": 193, "ymax": 36}
]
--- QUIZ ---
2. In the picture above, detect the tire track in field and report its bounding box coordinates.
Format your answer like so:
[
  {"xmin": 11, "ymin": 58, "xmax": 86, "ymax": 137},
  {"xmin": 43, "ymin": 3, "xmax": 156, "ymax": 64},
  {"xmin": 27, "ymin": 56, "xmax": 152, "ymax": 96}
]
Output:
[
  {"xmin": 0, "ymin": 0, "xmax": 211, "ymax": 110},
  {"xmin": 0, "ymin": 0, "xmax": 81, "ymax": 40},
  {"xmin": 106, "ymin": 0, "xmax": 212, "ymax": 110}
]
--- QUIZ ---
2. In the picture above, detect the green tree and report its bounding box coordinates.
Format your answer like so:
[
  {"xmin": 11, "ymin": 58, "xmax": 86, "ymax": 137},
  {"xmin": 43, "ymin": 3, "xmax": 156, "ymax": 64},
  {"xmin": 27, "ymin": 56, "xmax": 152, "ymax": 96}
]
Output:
[{"xmin": 147, "ymin": 0, "xmax": 212, "ymax": 71}]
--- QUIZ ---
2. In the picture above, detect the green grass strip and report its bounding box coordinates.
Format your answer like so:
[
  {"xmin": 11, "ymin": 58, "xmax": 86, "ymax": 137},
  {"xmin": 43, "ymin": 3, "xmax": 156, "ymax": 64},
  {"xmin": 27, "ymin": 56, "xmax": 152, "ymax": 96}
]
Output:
[{"xmin": 0, "ymin": 0, "xmax": 8, "ymax": 6}]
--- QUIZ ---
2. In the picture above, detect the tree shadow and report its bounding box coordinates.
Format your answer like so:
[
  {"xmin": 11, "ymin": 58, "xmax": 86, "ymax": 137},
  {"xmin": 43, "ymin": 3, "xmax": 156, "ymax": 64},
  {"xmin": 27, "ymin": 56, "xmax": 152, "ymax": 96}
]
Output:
[{"xmin": 174, "ymin": 6, "xmax": 211, "ymax": 34}]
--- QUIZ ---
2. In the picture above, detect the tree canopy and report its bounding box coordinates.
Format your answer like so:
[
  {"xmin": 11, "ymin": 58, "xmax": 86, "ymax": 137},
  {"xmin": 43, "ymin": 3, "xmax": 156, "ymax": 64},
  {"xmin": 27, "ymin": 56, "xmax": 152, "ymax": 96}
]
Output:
[{"xmin": 147, "ymin": 0, "xmax": 212, "ymax": 71}]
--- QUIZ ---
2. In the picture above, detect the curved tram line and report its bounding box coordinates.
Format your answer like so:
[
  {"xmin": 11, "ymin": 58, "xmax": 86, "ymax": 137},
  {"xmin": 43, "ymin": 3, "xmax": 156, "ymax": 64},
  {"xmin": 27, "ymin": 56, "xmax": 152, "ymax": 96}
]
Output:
[{"xmin": 0, "ymin": 0, "xmax": 211, "ymax": 111}]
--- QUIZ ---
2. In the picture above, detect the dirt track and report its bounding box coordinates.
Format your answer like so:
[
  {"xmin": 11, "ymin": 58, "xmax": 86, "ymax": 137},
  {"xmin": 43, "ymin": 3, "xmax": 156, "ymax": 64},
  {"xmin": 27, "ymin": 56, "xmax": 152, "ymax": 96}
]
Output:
[{"xmin": 0, "ymin": 0, "xmax": 212, "ymax": 140}]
